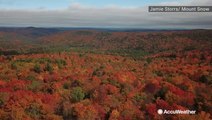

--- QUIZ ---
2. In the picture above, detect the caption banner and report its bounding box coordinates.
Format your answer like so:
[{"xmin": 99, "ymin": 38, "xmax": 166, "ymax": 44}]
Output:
[{"xmin": 149, "ymin": 6, "xmax": 212, "ymax": 12}]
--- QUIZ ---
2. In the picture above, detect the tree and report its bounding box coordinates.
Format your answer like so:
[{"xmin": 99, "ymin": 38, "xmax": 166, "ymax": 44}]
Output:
[
  {"xmin": 11, "ymin": 62, "xmax": 18, "ymax": 70},
  {"xmin": 33, "ymin": 64, "xmax": 41, "ymax": 73},
  {"xmin": 71, "ymin": 87, "xmax": 85, "ymax": 102},
  {"xmin": 45, "ymin": 63, "xmax": 54, "ymax": 73}
]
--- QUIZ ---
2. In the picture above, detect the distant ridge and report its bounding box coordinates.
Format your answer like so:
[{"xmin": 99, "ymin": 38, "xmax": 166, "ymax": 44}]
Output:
[{"xmin": 0, "ymin": 27, "xmax": 210, "ymax": 32}]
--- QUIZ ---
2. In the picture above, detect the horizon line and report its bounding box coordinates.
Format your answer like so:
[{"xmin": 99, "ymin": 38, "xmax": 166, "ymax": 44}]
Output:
[{"xmin": 0, "ymin": 26, "xmax": 211, "ymax": 30}]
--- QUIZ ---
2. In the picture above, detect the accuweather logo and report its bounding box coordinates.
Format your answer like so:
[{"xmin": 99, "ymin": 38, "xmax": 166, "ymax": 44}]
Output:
[{"xmin": 157, "ymin": 109, "xmax": 196, "ymax": 115}]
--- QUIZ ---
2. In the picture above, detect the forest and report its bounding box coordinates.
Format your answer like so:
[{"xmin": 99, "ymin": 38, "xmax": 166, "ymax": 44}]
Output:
[{"xmin": 0, "ymin": 28, "xmax": 211, "ymax": 120}]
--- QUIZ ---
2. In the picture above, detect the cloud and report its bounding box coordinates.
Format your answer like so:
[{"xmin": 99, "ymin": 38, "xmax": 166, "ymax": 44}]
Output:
[
  {"xmin": 159, "ymin": 0, "xmax": 211, "ymax": 6},
  {"xmin": 0, "ymin": 0, "xmax": 211, "ymax": 28},
  {"xmin": 189, "ymin": 0, "xmax": 212, "ymax": 5}
]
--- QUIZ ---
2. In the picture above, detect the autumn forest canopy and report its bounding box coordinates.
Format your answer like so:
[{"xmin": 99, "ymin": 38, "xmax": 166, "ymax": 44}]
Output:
[{"xmin": 0, "ymin": 27, "xmax": 211, "ymax": 120}]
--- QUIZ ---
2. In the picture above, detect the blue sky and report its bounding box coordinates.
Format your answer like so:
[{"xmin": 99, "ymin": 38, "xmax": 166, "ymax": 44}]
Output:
[{"xmin": 0, "ymin": 0, "xmax": 178, "ymax": 9}]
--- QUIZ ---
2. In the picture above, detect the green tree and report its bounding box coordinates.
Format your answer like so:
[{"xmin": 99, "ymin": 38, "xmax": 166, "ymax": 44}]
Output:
[
  {"xmin": 45, "ymin": 63, "xmax": 54, "ymax": 73},
  {"xmin": 55, "ymin": 59, "xmax": 67, "ymax": 69},
  {"xmin": 33, "ymin": 64, "xmax": 41, "ymax": 73},
  {"xmin": 11, "ymin": 62, "xmax": 18, "ymax": 70},
  {"xmin": 71, "ymin": 87, "xmax": 85, "ymax": 102}
]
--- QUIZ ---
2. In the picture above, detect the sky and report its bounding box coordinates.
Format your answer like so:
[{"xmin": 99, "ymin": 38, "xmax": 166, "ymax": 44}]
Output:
[
  {"xmin": 0, "ymin": 0, "xmax": 180, "ymax": 9},
  {"xmin": 0, "ymin": 0, "xmax": 212, "ymax": 28}
]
